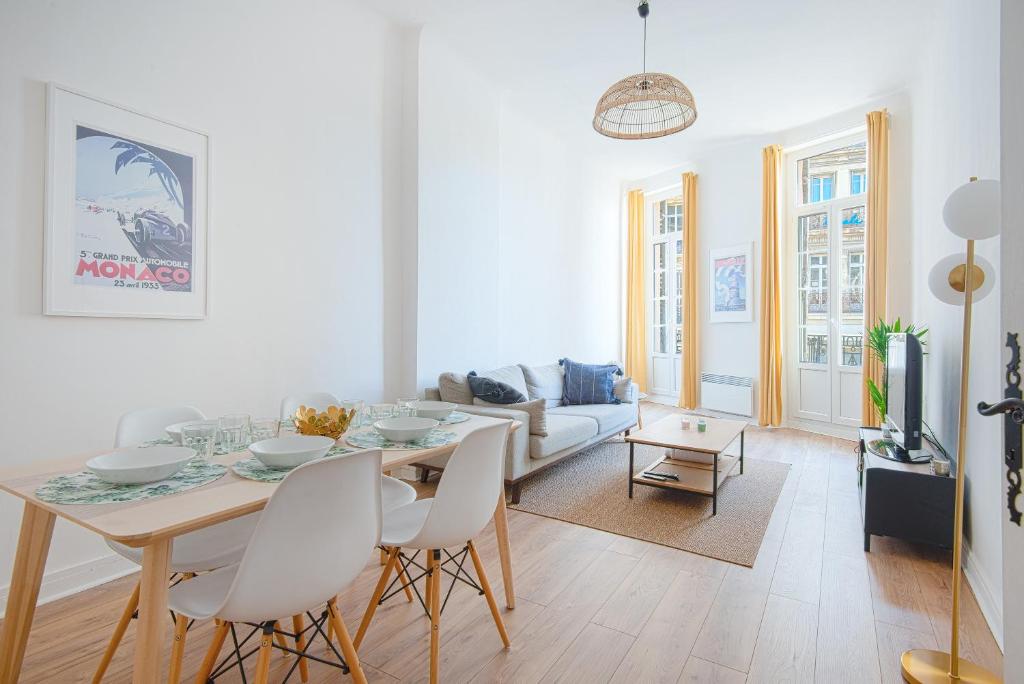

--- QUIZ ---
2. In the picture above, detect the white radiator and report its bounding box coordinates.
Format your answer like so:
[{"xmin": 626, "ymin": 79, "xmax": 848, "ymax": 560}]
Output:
[{"xmin": 700, "ymin": 373, "xmax": 753, "ymax": 416}]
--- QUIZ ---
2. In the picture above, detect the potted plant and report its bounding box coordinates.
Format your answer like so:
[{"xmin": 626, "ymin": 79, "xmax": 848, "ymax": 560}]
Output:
[{"xmin": 865, "ymin": 317, "xmax": 928, "ymax": 422}]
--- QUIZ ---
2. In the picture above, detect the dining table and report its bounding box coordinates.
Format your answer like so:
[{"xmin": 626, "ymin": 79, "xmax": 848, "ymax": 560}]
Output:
[{"xmin": 0, "ymin": 414, "xmax": 518, "ymax": 684}]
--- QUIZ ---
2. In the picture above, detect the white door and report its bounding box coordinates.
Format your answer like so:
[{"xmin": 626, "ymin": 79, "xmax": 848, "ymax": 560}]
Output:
[
  {"xmin": 646, "ymin": 190, "xmax": 684, "ymax": 399},
  {"xmin": 785, "ymin": 136, "xmax": 866, "ymax": 428}
]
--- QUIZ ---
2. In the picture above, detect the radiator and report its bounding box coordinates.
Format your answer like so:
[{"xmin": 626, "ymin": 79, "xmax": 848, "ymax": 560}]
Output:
[{"xmin": 700, "ymin": 373, "xmax": 753, "ymax": 416}]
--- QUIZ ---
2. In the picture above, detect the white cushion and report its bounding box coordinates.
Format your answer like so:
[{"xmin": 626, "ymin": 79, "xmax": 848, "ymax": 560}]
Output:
[
  {"xmin": 520, "ymin": 363, "xmax": 564, "ymax": 408},
  {"xmin": 529, "ymin": 414, "xmax": 598, "ymax": 459},
  {"xmin": 548, "ymin": 403, "xmax": 636, "ymax": 434},
  {"xmin": 474, "ymin": 397, "xmax": 548, "ymax": 436},
  {"xmin": 478, "ymin": 364, "xmax": 529, "ymax": 399},
  {"xmin": 438, "ymin": 372, "xmax": 474, "ymax": 404}
]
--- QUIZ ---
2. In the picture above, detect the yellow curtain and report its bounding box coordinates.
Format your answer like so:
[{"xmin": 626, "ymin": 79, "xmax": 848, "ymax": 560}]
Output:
[
  {"xmin": 626, "ymin": 189, "xmax": 648, "ymax": 392},
  {"xmin": 862, "ymin": 110, "xmax": 889, "ymax": 426},
  {"xmin": 678, "ymin": 173, "xmax": 699, "ymax": 409},
  {"xmin": 758, "ymin": 145, "xmax": 784, "ymax": 427}
]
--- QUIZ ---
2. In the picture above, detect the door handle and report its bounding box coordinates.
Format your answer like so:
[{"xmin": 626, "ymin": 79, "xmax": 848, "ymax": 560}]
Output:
[{"xmin": 979, "ymin": 333, "xmax": 1023, "ymax": 525}]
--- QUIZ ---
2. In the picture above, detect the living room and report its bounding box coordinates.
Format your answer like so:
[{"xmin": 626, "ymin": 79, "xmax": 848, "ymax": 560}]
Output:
[{"xmin": 0, "ymin": 1, "xmax": 1021, "ymax": 683}]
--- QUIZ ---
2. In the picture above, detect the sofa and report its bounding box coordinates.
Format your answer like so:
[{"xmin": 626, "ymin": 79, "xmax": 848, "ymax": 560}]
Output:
[{"xmin": 416, "ymin": 363, "xmax": 640, "ymax": 503}]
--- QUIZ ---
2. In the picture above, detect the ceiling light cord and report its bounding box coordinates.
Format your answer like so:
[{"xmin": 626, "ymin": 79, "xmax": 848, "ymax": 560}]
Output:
[{"xmin": 639, "ymin": 0, "xmax": 649, "ymax": 78}]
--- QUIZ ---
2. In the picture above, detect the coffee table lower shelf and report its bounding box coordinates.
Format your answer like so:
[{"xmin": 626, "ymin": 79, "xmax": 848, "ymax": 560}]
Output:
[{"xmin": 630, "ymin": 453, "xmax": 742, "ymax": 515}]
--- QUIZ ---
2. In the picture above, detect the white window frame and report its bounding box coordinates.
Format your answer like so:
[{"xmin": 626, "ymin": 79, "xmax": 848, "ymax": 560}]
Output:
[{"xmin": 645, "ymin": 188, "xmax": 684, "ymax": 398}]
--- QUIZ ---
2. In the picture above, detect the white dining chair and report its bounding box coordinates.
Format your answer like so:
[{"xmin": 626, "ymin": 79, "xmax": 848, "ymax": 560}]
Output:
[
  {"xmin": 167, "ymin": 448, "xmax": 382, "ymax": 684},
  {"xmin": 354, "ymin": 421, "xmax": 512, "ymax": 684},
  {"xmin": 280, "ymin": 392, "xmax": 417, "ymax": 513},
  {"xmin": 93, "ymin": 406, "xmax": 262, "ymax": 683}
]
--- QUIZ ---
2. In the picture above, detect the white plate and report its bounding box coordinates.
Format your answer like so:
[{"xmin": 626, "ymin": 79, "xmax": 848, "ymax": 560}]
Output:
[
  {"xmin": 374, "ymin": 416, "xmax": 439, "ymax": 442},
  {"xmin": 409, "ymin": 400, "xmax": 457, "ymax": 420},
  {"xmin": 165, "ymin": 419, "xmax": 219, "ymax": 444},
  {"xmin": 248, "ymin": 435, "xmax": 335, "ymax": 469},
  {"xmin": 87, "ymin": 446, "xmax": 196, "ymax": 484}
]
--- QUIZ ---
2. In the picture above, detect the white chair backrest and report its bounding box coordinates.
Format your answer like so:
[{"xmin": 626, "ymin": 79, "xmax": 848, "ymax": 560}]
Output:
[
  {"xmin": 410, "ymin": 421, "xmax": 510, "ymax": 549},
  {"xmin": 114, "ymin": 406, "xmax": 205, "ymax": 447},
  {"xmin": 280, "ymin": 392, "xmax": 340, "ymax": 419},
  {"xmin": 216, "ymin": 448, "xmax": 382, "ymax": 623}
]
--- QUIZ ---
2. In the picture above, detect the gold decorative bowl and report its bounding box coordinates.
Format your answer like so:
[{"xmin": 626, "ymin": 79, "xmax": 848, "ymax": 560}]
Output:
[{"xmin": 292, "ymin": 405, "xmax": 356, "ymax": 440}]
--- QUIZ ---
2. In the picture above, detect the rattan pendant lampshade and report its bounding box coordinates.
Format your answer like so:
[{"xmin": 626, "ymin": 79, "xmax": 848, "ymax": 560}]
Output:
[{"xmin": 593, "ymin": 0, "xmax": 696, "ymax": 140}]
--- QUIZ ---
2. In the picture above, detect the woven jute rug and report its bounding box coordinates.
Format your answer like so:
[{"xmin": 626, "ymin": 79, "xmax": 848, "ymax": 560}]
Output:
[{"xmin": 509, "ymin": 441, "xmax": 790, "ymax": 567}]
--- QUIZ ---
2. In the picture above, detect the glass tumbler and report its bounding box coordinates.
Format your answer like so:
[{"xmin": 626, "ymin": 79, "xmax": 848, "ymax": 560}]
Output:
[
  {"xmin": 250, "ymin": 418, "xmax": 280, "ymax": 442},
  {"xmin": 369, "ymin": 403, "xmax": 395, "ymax": 422},
  {"xmin": 182, "ymin": 422, "xmax": 218, "ymax": 461},
  {"xmin": 218, "ymin": 414, "xmax": 252, "ymax": 452},
  {"xmin": 396, "ymin": 397, "xmax": 417, "ymax": 417},
  {"xmin": 340, "ymin": 399, "xmax": 365, "ymax": 427}
]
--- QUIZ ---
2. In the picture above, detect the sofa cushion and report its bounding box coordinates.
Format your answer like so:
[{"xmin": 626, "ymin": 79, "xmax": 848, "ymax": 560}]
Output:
[
  {"xmin": 520, "ymin": 363, "xmax": 564, "ymax": 408},
  {"xmin": 475, "ymin": 365, "xmax": 529, "ymax": 399},
  {"xmin": 438, "ymin": 372, "xmax": 474, "ymax": 405},
  {"xmin": 529, "ymin": 414, "xmax": 598, "ymax": 459},
  {"xmin": 613, "ymin": 376, "xmax": 635, "ymax": 403},
  {"xmin": 468, "ymin": 371, "xmax": 528, "ymax": 404},
  {"xmin": 474, "ymin": 397, "xmax": 548, "ymax": 436},
  {"xmin": 548, "ymin": 403, "xmax": 636, "ymax": 434},
  {"xmin": 559, "ymin": 358, "xmax": 621, "ymax": 405}
]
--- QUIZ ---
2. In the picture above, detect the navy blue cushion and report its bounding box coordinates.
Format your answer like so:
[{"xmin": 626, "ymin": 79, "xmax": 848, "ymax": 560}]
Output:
[
  {"xmin": 467, "ymin": 371, "xmax": 528, "ymax": 404},
  {"xmin": 559, "ymin": 358, "xmax": 622, "ymax": 405}
]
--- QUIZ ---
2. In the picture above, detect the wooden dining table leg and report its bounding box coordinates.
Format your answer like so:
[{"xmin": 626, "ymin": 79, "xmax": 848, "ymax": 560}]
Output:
[
  {"xmin": 492, "ymin": 491, "xmax": 515, "ymax": 609},
  {"xmin": 131, "ymin": 538, "xmax": 172, "ymax": 684},
  {"xmin": 0, "ymin": 501, "xmax": 56, "ymax": 684}
]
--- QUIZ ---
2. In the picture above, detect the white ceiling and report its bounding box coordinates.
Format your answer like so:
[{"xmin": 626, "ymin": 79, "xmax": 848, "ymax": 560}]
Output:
[{"xmin": 376, "ymin": 0, "xmax": 937, "ymax": 179}]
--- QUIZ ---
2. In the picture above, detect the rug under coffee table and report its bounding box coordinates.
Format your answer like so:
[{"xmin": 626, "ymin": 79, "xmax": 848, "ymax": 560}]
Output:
[{"xmin": 626, "ymin": 415, "xmax": 747, "ymax": 515}]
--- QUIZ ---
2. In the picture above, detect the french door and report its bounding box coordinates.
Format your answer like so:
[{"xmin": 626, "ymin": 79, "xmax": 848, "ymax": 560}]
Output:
[
  {"xmin": 646, "ymin": 190, "xmax": 683, "ymax": 398},
  {"xmin": 786, "ymin": 136, "xmax": 866, "ymax": 428}
]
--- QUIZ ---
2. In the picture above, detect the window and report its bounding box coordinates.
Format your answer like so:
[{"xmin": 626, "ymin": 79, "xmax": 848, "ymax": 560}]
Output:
[
  {"xmin": 658, "ymin": 197, "xmax": 682, "ymax": 235},
  {"xmin": 808, "ymin": 174, "xmax": 835, "ymax": 203},
  {"xmin": 850, "ymin": 169, "xmax": 866, "ymax": 195},
  {"xmin": 647, "ymin": 194, "xmax": 685, "ymax": 395}
]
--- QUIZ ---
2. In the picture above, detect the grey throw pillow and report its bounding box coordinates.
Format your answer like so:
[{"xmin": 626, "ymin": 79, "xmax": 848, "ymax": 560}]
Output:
[
  {"xmin": 468, "ymin": 371, "xmax": 528, "ymax": 404},
  {"xmin": 520, "ymin": 363, "xmax": 564, "ymax": 408},
  {"xmin": 473, "ymin": 397, "xmax": 548, "ymax": 436},
  {"xmin": 438, "ymin": 372, "xmax": 474, "ymax": 405}
]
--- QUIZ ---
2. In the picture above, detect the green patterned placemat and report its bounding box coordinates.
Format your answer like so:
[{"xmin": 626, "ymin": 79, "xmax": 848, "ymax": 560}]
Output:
[
  {"xmin": 36, "ymin": 460, "xmax": 227, "ymax": 505},
  {"xmin": 231, "ymin": 445, "xmax": 355, "ymax": 483},
  {"xmin": 437, "ymin": 411, "xmax": 471, "ymax": 425},
  {"xmin": 142, "ymin": 437, "xmax": 248, "ymax": 457},
  {"xmin": 345, "ymin": 429, "xmax": 457, "ymax": 450}
]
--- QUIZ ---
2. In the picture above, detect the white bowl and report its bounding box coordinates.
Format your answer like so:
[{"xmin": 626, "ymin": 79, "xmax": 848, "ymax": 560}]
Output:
[
  {"xmin": 374, "ymin": 416, "xmax": 439, "ymax": 443},
  {"xmin": 87, "ymin": 446, "xmax": 196, "ymax": 484},
  {"xmin": 248, "ymin": 435, "xmax": 335, "ymax": 469},
  {"xmin": 409, "ymin": 400, "xmax": 457, "ymax": 420},
  {"xmin": 165, "ymin": 419, "xmax": 219, "ymax": 444}
]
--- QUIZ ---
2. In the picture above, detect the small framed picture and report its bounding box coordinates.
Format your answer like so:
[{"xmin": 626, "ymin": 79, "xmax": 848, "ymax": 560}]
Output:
[
  {"xmin": 709, "ymin": 243, "xmax": 753, "ymax": 323},
  {"xmin": 45, "ymin": 83, "xmax": 210, "ymax": 318}
]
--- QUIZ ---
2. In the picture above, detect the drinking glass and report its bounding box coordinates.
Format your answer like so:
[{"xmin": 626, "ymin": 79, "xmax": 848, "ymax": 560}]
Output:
[
  {"xmin": 182, "ymin": 422, "xmax": 218, "ymax": 461},
  {"xmin": 250, "ymin": 418, "xmax": 280, "ymax": 442},
  {"xmin": 218, "ymin": 414, "xmax": 252, "ymax": 452},
  {"xmin": 369, "ymin": 403, "xmax": 395, "ymax": 422},
  {"xmin": 340, "ymin": 399, "xmax": 365, "ymax": 427},
  {"xmin": 396, "ymin": 397, "xmax": 417, "ymax": 417}
]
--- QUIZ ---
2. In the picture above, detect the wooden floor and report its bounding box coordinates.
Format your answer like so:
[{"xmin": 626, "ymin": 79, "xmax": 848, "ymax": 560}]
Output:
[{"xmin": 8, "ymin": 402, "xmax": 1002, "ymax": 683}]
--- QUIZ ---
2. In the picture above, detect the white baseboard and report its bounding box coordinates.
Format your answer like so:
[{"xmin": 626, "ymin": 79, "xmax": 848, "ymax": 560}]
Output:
[
  {"xmin": 783, "ymin": 416, "xmax": 860, "ymax": 441},
  {"xmin": 962, "ymin": 540, "xmax": 1004, "ymax": 651},
  {"xmin": 0, "ymin": 553, "xmax": 138, "ymax": 613}
]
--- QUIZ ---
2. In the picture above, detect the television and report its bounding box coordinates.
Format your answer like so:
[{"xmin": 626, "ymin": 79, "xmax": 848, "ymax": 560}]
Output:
[{"xmin": 884, "ymin": 332, "xmax": 923, "ymax": 459}]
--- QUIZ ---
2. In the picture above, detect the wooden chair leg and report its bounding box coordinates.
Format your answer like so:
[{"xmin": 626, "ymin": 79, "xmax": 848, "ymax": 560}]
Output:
[
  {"xmin": 167, "ymin": 613, "xmax": 189, "ymax": 684},
  {"xmin": 328, "ymin": 598, "xmax": 368, "ymax": 684},
  {"xmin": 253, "ymin": 623, "xmax": 275, "ymax": 684},
  {"xmin": 354, "ymin": 547, "xmax": 400, "ymax": 650},
  {"xmin": 292, "ymin": 614, "xmax": 309, "ymax": 683},
  {"xmin": 91, "ymin": 580, "xmax": 140, "ymax": 683},
  {"xmin": 467, "ymin": 541, "xmax": 510, "ymax": 647},
  {"xmin": 379, "ymin": 548, "xmax": 387, "ymax": 566},
  {"xmin": 273, "ymin": 620, "xmax": 290, "ymax": 655},
  {"xmin": 429, "ymin": 549, "xmax": 442, "ymax": 684},
  {"xmin": 195, "ymin": 620, "xmax": 230, "ymax": 684}
]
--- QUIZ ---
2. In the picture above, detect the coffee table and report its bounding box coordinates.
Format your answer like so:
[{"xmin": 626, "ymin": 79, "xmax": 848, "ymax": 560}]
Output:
[{"xmin": 625, "ymin": 415, "xmax": 747, "ymax": 515}]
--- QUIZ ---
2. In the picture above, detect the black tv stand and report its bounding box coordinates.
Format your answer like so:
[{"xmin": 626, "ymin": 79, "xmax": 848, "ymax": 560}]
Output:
[
  {"xmin": 858, "ymin": 427, "xmax": 954, "ymax": 552},
  {"xmin": 866, "ymin": 438, "xmax": 931, "ymax": 464}
]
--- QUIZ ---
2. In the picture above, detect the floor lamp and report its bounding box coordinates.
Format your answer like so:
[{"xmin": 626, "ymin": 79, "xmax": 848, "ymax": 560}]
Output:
[{"xmin": 901, "ymin": 177, "xmax": 1001, "ymax": 684}]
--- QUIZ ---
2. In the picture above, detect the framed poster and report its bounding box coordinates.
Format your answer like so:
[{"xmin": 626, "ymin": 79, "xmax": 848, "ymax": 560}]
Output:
[
  {"xmin": 45, "ymin": 83, "xmax": 209, "ymax": 318},
  {"xmin": 709, "ymin": 243, "xmax": 753, "ymax": 323}
]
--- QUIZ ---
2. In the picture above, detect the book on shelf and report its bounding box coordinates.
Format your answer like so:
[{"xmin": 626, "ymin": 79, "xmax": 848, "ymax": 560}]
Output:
[{"xmin": 663, "ymin": 447, "xmax": 714, "ymax": 465}]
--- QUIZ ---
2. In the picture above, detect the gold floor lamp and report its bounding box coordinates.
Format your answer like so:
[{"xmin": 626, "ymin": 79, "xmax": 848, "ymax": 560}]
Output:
[{"xmin": 901, "ymin": 177, "xmax": 1001, "ymax": 684}]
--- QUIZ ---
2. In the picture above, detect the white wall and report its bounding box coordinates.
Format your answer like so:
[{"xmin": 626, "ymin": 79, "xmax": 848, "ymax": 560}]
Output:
[
  {"xmin": 910, "ymin": 0, "xmax": 1004, "ymax": 646},
  {"xmin": 415, "ymin": 28, "xmax": 502, "ymax": 387},
  {"xmin": 0, "ymin": 0, "xmax": 404, "ymax": 603}
]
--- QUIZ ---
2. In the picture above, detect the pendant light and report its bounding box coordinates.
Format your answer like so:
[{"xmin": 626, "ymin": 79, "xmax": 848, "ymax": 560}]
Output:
[{"xmin": 593, "ymin": 0, "xmax": 697, "ymax": 140}]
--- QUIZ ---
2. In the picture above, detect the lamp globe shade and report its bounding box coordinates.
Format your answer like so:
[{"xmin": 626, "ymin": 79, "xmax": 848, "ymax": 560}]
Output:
[
  {"xmin": 942, "ymin": 178, "xmax": 1001, "ymax": 240},
  {"xmin": 928, "ymin": 252, "xmax": 996, "ymax": 305}
]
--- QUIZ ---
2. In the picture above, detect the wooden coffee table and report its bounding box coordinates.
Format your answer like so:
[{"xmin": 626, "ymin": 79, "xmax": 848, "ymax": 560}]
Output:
[{"xmin": 625, "ymin": 415, "xmax": 747, "ymax": 515}]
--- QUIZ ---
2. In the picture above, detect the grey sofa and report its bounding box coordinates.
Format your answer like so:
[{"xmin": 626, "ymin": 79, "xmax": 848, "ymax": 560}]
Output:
[{"xmin": 416, "ymin": 363, "xmax": 639, "ymax": 503}]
